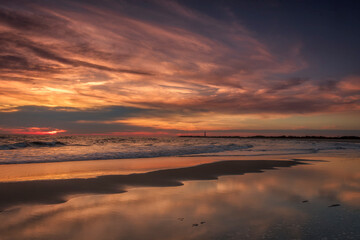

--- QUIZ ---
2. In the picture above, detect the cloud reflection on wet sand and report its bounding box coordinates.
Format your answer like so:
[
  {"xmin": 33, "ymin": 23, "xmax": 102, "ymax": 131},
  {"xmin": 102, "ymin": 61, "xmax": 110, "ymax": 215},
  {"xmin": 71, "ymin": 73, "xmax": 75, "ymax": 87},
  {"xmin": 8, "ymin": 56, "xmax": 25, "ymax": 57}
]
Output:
[{"xmin": 0, "ymin": 155, "xmax": 359, "ymax": 240}]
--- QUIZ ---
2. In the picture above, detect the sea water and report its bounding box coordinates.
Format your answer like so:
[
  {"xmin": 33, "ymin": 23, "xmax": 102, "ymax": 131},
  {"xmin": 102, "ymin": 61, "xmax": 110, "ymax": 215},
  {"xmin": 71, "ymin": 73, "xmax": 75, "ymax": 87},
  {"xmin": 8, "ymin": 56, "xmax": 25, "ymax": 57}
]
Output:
[{"xmin": 1, "ymin": 135, "xmax": 359, "ymax": 164}]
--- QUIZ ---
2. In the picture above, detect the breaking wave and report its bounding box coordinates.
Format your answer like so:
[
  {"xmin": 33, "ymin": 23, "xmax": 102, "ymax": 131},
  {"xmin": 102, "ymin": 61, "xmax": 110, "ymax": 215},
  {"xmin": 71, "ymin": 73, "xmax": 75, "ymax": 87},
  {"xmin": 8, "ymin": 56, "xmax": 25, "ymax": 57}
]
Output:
[
  {"xmin": 0, "ymin": 143, "xmax": 253, "ymax": 164},
  {"xmin": 0, "ymin": 141, "xmax": 66, "ymax": 150}
]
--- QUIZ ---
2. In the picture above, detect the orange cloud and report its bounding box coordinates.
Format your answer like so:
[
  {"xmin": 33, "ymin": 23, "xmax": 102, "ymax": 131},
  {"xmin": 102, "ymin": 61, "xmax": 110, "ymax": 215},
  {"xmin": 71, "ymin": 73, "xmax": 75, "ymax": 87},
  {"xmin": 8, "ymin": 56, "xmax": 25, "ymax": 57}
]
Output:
[{"xmin": 0, "ymin": 1, "xmax": 305, "ymax": 112}]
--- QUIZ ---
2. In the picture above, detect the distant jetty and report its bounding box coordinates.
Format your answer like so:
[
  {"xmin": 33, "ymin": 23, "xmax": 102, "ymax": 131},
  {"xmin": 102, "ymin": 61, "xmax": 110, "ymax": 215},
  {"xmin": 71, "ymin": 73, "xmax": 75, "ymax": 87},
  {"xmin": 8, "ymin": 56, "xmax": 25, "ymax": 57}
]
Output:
[{"xmin": 178, "ymin": 135, "xmax": 360, "ymax": 140}]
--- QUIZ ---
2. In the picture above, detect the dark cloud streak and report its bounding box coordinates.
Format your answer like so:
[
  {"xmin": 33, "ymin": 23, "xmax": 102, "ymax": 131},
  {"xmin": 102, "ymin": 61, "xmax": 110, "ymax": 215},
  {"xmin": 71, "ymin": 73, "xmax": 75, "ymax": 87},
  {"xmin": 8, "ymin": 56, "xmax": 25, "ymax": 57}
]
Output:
[{"xmin": 0, "ymin": 31, "xmax": 152, "ymax": 75}]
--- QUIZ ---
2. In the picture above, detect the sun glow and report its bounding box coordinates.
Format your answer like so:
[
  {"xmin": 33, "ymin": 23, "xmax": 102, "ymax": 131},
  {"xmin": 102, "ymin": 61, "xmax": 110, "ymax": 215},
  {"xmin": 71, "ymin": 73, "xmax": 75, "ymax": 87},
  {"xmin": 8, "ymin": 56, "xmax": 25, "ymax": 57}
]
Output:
[{"xmin": 0, "ymin": 127, "xmax": 67, "ymax": 135}]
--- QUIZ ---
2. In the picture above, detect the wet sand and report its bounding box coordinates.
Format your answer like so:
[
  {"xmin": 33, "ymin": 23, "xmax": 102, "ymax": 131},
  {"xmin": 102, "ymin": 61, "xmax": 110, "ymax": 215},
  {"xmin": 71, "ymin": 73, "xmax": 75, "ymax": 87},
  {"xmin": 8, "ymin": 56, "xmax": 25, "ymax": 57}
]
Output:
[
  {"xmin": 0, "ymin": 152, "xmax": 359, "ymax": 240},
  {"xmin": 0, "ymin": 159, "xmax": 305, "ymax": 211}
]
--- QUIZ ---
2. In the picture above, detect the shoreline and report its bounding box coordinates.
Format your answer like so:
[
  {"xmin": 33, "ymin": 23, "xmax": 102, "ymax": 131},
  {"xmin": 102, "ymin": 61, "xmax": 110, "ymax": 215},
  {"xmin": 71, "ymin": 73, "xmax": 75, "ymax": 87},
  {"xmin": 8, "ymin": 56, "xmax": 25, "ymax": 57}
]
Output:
[
  {"xmin": 0, "ymin": 152, "xmax": 311, "ymax": 183},
  {"xmin": 0, "ymin": 159, "xmax": 306, "ymax": 211}
]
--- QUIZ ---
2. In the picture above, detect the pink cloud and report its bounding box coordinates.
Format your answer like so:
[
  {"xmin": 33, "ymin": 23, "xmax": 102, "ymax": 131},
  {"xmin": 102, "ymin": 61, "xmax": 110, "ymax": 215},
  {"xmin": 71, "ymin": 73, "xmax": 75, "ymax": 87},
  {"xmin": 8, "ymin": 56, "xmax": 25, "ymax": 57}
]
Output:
[{"xmin": 0, "ymin": 127, "xmax": 67, "ymax": 135}]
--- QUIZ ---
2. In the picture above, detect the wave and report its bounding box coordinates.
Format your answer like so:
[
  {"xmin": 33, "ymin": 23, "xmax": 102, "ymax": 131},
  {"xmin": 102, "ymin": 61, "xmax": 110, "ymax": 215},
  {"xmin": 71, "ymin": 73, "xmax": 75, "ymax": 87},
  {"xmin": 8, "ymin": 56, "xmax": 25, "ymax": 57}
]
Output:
[
  {"xmin": 1, "ymin": 136, "xmax": 359, "ymax": 164},
  {"xmin": 0, "ymin": 141, "xmax": 66, "ymax": 150},
  {"xmin": 0, "ymin": 143, "xmax": 253, "ymax": 164}
]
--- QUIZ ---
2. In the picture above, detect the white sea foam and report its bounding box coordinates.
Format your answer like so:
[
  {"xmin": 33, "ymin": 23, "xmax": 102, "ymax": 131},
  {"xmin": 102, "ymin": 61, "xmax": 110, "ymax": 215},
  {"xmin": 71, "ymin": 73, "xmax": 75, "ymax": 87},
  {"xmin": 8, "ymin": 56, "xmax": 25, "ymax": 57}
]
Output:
[{"xmin": 0, "ymin": 141, "xmax": 65, "ymax": 150}]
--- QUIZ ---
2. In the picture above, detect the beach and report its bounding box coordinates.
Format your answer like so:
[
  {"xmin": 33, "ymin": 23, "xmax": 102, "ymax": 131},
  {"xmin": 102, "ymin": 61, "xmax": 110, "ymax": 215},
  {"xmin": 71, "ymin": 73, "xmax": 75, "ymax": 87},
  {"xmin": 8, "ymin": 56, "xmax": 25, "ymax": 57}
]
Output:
[
  {"xmin": 1, "ymin": 0, "xmax": 359, "ymax": 239},
  {"xmin": 0, "ymin": 137, "xmax": 359, "ymax": 239}
]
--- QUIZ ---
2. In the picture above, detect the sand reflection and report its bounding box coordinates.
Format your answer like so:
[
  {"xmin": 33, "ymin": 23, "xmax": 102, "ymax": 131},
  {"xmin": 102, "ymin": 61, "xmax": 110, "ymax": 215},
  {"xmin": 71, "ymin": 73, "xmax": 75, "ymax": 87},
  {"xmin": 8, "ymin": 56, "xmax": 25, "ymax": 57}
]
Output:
[{"xmin": 0, "ymin": 154, "xmax": 359, "ymax": 240}]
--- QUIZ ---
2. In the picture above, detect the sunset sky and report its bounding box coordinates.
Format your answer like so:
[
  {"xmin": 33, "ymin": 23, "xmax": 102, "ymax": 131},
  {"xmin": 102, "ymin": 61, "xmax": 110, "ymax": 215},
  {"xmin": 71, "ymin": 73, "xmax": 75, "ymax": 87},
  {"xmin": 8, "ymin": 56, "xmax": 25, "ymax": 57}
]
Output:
[{"xmin": 0, "ymin": 0, "xmax": 359, "ymax": 136}]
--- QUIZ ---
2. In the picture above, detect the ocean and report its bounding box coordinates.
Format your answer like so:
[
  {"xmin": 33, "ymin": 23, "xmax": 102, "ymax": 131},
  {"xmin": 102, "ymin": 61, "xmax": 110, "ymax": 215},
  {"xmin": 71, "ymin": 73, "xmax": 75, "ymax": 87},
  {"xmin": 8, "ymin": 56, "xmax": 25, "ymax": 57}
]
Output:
[{"xmin": 1, "ymin": 135, "xmax": 359, "ymax": 164}]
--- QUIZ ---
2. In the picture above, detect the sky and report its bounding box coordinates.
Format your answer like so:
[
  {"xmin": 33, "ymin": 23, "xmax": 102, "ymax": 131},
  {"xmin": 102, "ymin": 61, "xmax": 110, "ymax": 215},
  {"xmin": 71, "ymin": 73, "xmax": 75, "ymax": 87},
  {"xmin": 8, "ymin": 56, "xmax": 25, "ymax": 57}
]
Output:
[{"xmin": 0, "ymin": 0, "xmax": 359, "ymax": 136}]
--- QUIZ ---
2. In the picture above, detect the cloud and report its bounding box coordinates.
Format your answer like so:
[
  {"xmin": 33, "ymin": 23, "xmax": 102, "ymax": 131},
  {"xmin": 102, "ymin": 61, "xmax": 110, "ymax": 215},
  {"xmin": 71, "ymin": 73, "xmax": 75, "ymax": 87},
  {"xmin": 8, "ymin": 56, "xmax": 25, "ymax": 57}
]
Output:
[
  {"xmin": 0, "ymin": 1, "xmax": 302, "ymax": 108},
  {"xmin": 0, "ymin": 31, "xmax": 151, "ymax": 75},
  {"xmin": 338, "ymin": 76, "xmax": 360, "ymax": 92},
  {"xmin": 0, "ymin": 127, "xmax": 66, "ymax": 135},
  {"xmin": 0, "ymin": 0, "xmax": 359, "ymax": 132}
]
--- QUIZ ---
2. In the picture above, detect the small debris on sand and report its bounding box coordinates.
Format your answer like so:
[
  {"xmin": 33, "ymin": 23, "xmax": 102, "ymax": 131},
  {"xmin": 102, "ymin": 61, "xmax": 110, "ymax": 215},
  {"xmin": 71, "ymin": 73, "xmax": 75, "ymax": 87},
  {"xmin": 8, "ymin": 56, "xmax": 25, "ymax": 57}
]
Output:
[
  {"xmin": 177, "ymin": 218, "xmax": 184, "ymax": 221},
  {"xmin": 328, "ymin": 204, "xmax": 341, "ymax": 207},
  {"xmin": 192, "ymin": 224, "xmax": 198, "ymax": 227},
  {"xmin": 302, "ymin": 200, "xmax": 309, "ymax": 203},
  {"xmin": 200, "ymin": 221, "xmax": 206, "ymax": 224}
]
